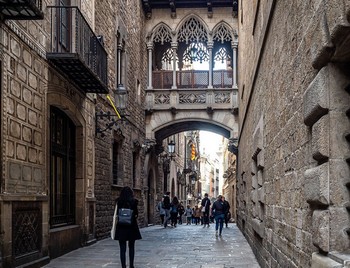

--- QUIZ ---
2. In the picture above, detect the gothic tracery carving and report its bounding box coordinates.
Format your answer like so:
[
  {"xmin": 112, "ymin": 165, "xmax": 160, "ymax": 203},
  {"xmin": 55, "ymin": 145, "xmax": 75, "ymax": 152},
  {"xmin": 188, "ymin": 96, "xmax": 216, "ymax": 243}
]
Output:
[
  {"xmin": 177, "ymin": 17, "xmax": 208, "ymax": 44},
  {"xmin": 213, "ymin": 24, "xmax": 233, "ymax": 43},
  {"xmin": 155, "ymin": 93, "xmax": 170, "ymax": 104},
  {"xmin": 214, "ymin": 92, "xmax": 231, "ymax": 103},
  {"xmin": 214, "ymin": 47, "xmax": 231, "ymax": 63},
  {"xmin": 153, "ymin": 25, "xmax": 172, "ymax": 44},
  {"xmin": 179, "ymin": 93, "xmax": 206, "ymax": 104},
  {"xmin": 183, "ymin": 42, "xmax": 209, "ymax": 64}
]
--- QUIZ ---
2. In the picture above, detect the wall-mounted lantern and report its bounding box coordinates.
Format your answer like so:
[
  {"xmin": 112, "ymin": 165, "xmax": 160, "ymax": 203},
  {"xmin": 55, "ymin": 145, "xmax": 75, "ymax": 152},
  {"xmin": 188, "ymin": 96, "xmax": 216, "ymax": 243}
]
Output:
[
  {"xmin": 95, "ymin": 84, "xmax": 128, "ymax": 136},
  {"xmin": 168, "ymin": 140, "xmax": 175, "ymax": 160}
]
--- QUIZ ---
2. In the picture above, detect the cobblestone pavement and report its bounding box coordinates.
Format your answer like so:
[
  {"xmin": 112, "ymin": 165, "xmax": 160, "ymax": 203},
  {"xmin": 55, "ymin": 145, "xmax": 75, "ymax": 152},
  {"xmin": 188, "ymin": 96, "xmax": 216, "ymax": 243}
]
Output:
[{"xmin": 43, "ymin": 223, "xmax": 260, "ymax": 268}]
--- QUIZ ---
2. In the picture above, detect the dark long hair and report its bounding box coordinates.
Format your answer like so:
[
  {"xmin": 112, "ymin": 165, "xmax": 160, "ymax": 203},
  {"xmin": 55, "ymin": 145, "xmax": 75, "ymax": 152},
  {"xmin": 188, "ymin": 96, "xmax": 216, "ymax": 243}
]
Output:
[
  {"xmin": 171, "ymin": 196, "xmax": 179, "ymax": 205},
  {"xmin": 117, "ymin": 186, "xmax": 134, "ymax": 207}
]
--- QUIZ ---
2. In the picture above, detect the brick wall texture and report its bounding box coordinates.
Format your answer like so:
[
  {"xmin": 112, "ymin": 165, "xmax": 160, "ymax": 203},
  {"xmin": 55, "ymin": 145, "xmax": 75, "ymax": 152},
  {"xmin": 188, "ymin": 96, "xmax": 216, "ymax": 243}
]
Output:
[{"xmin": 236, "ymin": 1, "xmax": 350, "ymax": 267}]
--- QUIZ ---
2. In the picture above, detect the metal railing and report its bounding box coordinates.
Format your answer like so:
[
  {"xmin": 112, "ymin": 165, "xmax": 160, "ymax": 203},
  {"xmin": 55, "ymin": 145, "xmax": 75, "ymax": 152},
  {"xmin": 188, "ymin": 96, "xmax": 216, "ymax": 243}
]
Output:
[
  {"xmin": 177, "ymin": 70, "xmax": 208, "ymax": 88},
  {"xmin": 153, "ymin": 70, "xmax": 173, "ymax": 89},
  {"xmin": 213, "ymin": 70, "xmax": 233, "ymax": 88},
  {"xmin": 0, "ymin": 0, "xmax": 43, "ymax": 20},
  {"xmin": 48, "ymin": 6, "xmax": 107, "ymax": 86},
  {"xmin": 152, "ymin": 70, "xmax": 233, "ymax": 89}
]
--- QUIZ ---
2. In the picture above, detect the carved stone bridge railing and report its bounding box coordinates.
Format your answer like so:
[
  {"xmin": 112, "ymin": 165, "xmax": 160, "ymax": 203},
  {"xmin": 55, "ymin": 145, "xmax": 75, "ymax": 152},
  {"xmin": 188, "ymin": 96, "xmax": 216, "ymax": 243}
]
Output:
[{"xmin": 145, "ymin": 86, "xmax": 238, "ymax": 111}]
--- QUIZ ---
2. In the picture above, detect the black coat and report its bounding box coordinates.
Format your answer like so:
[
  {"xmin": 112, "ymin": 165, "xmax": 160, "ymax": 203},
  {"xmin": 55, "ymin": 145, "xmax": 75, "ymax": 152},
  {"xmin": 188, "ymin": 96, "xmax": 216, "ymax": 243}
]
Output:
[
  {"xmin": 201, "ymin": 197, "xmax": 211, "ymax": 213},
  {"xmin": 114, "ymin": 198, "xmax": 142, "ymax": 241}
]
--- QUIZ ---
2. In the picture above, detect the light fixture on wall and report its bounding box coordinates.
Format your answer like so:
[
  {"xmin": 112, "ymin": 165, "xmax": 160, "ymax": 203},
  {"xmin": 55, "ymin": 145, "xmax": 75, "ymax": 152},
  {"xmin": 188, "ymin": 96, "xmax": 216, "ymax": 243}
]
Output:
[
  {"xmin": 228, "ymin": 138, "xmax": 238, "ymax": 155},
  {"xmin": 167, "ymin": 140, "xmax": 176, "ymax": 160},
  {"xmin": 95, "ymin": 84, "xmax": 128, "ymax": 136}
]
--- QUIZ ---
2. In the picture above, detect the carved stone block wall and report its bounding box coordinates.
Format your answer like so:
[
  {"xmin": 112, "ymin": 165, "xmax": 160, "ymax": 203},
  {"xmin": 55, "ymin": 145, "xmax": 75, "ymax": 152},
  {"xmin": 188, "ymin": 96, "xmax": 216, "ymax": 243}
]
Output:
[
  {"xmin": 303, "ymin": 64, "xmax": 350, "ymax": 254},
  {"xmin": 1, "ymin": 25, "xmax": 47, "ymax": 195},
  {"xmin": 237, "ymin": 1, "xmax": 350, "ymax": 267}
]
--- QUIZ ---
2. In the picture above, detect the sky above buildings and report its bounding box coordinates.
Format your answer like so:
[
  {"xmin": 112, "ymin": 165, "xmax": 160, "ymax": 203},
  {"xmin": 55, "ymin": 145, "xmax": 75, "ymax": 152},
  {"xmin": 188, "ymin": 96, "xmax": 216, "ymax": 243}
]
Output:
[{"xmin": 199, "ymin": 131, "xmax": 223, "ymax": 158}]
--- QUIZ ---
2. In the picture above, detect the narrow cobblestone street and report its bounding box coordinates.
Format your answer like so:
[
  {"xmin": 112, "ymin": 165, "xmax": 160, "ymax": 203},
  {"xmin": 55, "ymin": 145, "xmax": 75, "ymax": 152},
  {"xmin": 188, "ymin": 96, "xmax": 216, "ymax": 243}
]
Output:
[{"xmin": 43, "ymin": 223, "xmax": 260, "ymax": 268}]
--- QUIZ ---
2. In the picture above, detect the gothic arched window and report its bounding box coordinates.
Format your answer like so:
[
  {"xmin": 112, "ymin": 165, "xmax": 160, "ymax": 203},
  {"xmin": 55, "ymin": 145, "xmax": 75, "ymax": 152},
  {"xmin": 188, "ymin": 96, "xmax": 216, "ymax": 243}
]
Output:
[
  {"xmin": 177, "ymin": 17, "xmax": 208, "ymax": 44},
  {"xmin": 183, "ymin": 42, "xmax": 209, "ymax": 64},
  {"xmin": 212, "ymin": 23, "xmax": 232, "ymax": 44},
  {"xmin": 152, "ymin": 25, "xmax": 172, "ymax": 45}
]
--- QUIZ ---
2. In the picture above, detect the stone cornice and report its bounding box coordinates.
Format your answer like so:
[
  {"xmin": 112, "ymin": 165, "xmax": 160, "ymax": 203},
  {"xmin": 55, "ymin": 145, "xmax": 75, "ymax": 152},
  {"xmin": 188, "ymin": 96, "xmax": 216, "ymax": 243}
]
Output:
[{"xmin": 5, "ymin": 20, "xmax": 46, "ymax": 58}]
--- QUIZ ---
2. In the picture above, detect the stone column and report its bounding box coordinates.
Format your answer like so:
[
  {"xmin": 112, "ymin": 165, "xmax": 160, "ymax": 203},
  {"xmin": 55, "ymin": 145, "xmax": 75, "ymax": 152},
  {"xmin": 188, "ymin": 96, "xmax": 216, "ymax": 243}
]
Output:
[
  {"xmin": 147, "ymin": 42, "xmax": 153, "ymax": 90},
  {"xmin": 117, "ymin": 41, "xmax": 123, "ymax": 85},
  {"xmin": 171, "ymin": 42, "xmax": 178, "ymax": 89},
  {"xmin": 207, "ymin": 41, "xmax": 213, "ymax": 89},
  {"xmin": 232, "ymin": 41, "xmax": 238, "ymax": 88}
]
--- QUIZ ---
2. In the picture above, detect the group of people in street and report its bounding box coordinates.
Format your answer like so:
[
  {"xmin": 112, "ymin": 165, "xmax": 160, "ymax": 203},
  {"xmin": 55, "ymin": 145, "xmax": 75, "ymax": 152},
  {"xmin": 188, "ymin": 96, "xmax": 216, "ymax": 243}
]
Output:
[
  {"xmin": 111, "ymin": 187, "xmax": 232, "ymax": 268},
  {"xmin": 156, "ymin": 192, "xmax": 231, "ymax": 237}
]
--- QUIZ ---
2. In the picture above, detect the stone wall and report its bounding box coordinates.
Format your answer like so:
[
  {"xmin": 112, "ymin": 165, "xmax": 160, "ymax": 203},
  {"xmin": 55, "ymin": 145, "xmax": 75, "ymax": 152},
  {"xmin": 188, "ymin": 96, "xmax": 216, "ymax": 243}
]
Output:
[
  {"xmin": 94, "ymin": 0, "xmax": 148, "ymax": 239},
  {"xmin": 0, "ymin": 14, "xmax": 50, "ymax": 267},
  {"xmin": 237, "ymin": 0, "xmax": 350, "ymax": 267}
]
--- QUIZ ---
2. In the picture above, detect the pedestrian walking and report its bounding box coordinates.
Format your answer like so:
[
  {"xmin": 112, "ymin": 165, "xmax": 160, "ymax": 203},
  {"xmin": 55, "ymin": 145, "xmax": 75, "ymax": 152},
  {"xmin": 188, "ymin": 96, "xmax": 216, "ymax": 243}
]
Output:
[
  {"xmin": 222, "ymin": 196, "xmax": 231, "ymax": 228},
  {"xmin": 156, "ymin": 200, "xmax": 165, "ymax": 225},
  {"xmin": 162, "ymin": 191, "xmax": 171, "ymax": 228},
  {"xmin": 185, "ymin": 205, "xmax": 193, "ymax": 225},
  {"xmin": 178, "ymin": 202, "xmax": 185, "ymax": 224},
  {"xmin": 191, "ymin": 207, "xmax": 196, "ymax": 224},
  {"xmin": 112, "ymin": 186, "xmax": 142, "ymax": 268},
  {"xmin": 201, "ymin": 193, "xmax": 211, "ymax": 227},
  {"xmin": 170, "ymin": 196, "xmax": 179, "ymax": 227},
  {"xmin": 193, "ymin": 205, "xmax": 201, "ymax": 225},
  {"xmin": 211, "ymin": 195, "xmax": 225, "ymax": 237}
]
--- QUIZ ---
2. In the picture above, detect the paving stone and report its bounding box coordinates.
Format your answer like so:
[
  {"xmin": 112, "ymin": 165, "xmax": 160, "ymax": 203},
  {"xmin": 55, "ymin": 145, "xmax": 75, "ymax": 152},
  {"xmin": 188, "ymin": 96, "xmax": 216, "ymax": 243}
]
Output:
[{"xmin": 43, "ymin": 223, "xmax": 260, "ymax": 268}]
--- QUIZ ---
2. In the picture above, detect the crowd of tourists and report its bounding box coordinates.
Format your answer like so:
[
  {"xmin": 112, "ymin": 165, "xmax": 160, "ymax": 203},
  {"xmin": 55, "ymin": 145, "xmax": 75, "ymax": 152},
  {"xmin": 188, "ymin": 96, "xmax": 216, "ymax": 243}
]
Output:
[
  {"xmin": 110, "ymin": 187, "xmax": 233, "ymax": 268},
  {"xmin": 156, "ymin": 192, "xmax": 231, "ymax": 237}
]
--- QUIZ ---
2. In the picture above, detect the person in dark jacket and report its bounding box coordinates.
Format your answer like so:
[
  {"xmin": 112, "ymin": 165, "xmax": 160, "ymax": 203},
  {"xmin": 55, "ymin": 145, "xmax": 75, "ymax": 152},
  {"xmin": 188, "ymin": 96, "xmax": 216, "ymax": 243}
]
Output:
[
  {"xmin": 222, "ymin": 196, "xmax": 231, "ymax": 228},
  {"xmin": 114, "ymin": 186, "xmax": 142, "ymax": 268},
  {"xmin": 201, "ymin": 193, "xmax": 211, "ymax": 227},
  {"xmin": 211, "ymin": 195, "xmax": 225, "ymax": 237},
  {"xmin": 177, "ymin": 202, "xmax": 185, "ymax": 224},
  {"xmin": 170, "ymin": 196, "xmax": 179, "ymax": 227}
]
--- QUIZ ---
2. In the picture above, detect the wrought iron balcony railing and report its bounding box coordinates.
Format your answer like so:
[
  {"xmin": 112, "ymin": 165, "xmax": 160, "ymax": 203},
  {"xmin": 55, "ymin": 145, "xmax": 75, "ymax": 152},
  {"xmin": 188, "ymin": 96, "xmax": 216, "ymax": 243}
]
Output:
[
  {"xmin": 47, "ymin": 6, "xmax": 108, "ymax": 94},
  {"xmin": 0, "ymin": 0, "xmax": 43, "ymax": 20},
  {"xmin": 152, "ymin": 70, "xmax": 233, "ymax": 89}
]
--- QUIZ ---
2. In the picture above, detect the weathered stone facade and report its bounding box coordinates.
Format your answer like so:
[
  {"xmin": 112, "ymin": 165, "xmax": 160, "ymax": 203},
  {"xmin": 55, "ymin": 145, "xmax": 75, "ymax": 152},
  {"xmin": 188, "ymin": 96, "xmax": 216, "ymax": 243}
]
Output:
[
  {"xmin": 0, "ymin": 0, "xmax": 147, "ymax": 266},
  {"xmin": 93, "ymin": 0, "xmax": 148, "ymax": 239},
  {"xmin": 236, "ymin": 1, "xmax": 350, "ymax": 267}
]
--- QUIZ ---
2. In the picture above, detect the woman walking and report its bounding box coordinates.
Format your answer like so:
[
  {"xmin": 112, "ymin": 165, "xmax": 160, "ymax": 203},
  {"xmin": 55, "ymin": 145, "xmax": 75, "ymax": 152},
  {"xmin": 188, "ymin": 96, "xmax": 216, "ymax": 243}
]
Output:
[
  {"xmin": 113, "ymin": 186, "xmax": 142, "ymax": 268},
  {"xmin": 170, "ymin": 196, "xmax": 180, "ymax": 227},
  {"xmin": 211, "ymin": 195, "xmax": 225, "ymax": 237}
]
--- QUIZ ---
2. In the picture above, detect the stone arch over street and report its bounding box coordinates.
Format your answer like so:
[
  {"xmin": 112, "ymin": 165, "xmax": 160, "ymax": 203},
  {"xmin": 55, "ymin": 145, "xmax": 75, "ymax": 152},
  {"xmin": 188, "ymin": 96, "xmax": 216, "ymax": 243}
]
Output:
[
  {"xmin": 146, "ymin": 112, "xmax": 238, "ymax": 142},
  {"xmin": 154, "ymin": 120, "xmax": 232, "ymax": 141}
]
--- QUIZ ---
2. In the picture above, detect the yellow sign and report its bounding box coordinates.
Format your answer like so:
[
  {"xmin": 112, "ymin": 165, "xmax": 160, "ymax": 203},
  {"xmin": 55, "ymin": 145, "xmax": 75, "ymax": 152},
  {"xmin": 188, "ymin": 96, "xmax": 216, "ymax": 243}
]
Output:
[{"xmin": 106, "ymin": 95, "xmax": 121, "ymax": 119}]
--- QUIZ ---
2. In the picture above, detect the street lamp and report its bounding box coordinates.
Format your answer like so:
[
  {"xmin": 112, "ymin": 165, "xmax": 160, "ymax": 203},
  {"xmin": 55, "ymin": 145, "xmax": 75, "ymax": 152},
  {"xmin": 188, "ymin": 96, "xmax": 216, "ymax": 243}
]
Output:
[
  {"xmin": 115, "ymin": 84, "xmax": 127, "ymax": 110},
  {"xmin": 228, "ymin": 138, "xmax": 238, "ymax": 155},
  {"xmin": 95, "ymin": 84, "xmax": 128, "ymax": 136},
  {"xmin": 168, "ymin": 140, "xmax": 175, "ymax": 160}
]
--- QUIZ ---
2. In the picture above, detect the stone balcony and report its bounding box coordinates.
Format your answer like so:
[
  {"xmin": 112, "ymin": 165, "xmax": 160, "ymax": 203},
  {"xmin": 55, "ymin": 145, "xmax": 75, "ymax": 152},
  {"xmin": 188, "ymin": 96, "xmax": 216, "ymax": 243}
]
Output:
[{"xmin": 145, "ymin": 70, "xmax": 238, "ymax": 112}]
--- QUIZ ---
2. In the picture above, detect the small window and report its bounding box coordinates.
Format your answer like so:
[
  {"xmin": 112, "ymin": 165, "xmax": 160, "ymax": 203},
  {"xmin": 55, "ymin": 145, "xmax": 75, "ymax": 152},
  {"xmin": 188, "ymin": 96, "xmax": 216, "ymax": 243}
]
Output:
[{"xmin": 112, "ymin": 140, "xmax": 119, "ymax": 185}]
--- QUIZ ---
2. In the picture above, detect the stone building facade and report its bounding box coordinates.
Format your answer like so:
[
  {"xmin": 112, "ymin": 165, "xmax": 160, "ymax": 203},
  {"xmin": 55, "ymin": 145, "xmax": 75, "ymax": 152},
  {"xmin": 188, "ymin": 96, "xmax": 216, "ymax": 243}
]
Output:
[
  {"xmin": 0, "ymin": 0, "xmax": 147, "ymax": 267},
  {"xmin": 236, "ymin": 0, "xmax": 350, "ymax": 267}
]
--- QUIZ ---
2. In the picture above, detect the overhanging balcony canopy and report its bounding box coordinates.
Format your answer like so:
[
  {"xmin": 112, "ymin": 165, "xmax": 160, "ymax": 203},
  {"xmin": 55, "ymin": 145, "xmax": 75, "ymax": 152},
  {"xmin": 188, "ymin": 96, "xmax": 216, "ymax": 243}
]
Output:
[
  {"xmin": 47, "ymin": 6, "xmax": 108, "ymax": 94},
  {"xmin": 0, "ymin": 0, "xmax": 43, "ymax": 20},
  {"xmin": 142, "ymin": 0, "xmax": 238, "ymax": 17}
]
